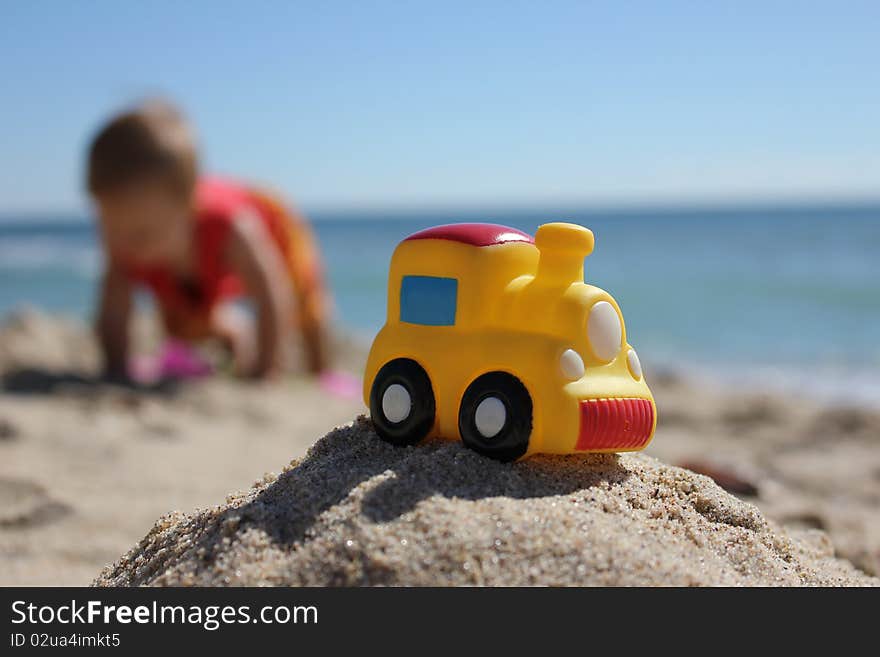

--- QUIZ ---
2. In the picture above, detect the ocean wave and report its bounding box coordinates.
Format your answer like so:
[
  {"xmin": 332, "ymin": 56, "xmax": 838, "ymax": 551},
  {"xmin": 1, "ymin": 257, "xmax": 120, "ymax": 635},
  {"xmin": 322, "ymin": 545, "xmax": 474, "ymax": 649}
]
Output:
[
  {"xmin": 654, "ymin": 357, "xmax": 880, "ymax": 410},
  {"xmin": 0, "ymin": 239, "xmax": 100, "ymax": 278}
]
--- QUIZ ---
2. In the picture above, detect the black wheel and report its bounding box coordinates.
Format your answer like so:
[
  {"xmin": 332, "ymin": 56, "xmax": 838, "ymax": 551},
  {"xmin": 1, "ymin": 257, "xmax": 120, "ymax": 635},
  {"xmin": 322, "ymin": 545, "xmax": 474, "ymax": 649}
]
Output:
[
  {"xmin": 369, "ymin": 358, "xmax": 436, "ymax": 446},
  {"xmin": 458, "ymin": 371, "xmax": 533, "ymax": 462}
]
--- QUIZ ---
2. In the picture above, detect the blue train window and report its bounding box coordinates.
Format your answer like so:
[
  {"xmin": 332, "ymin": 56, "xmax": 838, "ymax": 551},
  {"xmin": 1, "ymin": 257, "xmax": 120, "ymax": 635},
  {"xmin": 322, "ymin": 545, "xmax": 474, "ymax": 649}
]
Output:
[{"xmin": 399, "ymin": 275, "xmax": 458, "ymax": 326}]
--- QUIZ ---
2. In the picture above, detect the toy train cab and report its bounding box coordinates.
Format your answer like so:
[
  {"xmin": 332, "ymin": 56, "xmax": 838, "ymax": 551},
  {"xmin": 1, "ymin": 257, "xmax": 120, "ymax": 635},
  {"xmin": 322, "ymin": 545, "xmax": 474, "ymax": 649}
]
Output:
[{"xmin": 363, "ymin": 222, "xmax": 656, "ymax": 462}]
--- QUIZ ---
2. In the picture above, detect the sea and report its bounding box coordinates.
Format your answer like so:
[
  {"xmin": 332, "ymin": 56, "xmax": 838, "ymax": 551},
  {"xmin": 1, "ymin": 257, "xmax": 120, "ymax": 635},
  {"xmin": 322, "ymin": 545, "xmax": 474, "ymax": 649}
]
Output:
[{"xmin": 1, "ymin": 204, "xmax": 878, "ymax": 405}]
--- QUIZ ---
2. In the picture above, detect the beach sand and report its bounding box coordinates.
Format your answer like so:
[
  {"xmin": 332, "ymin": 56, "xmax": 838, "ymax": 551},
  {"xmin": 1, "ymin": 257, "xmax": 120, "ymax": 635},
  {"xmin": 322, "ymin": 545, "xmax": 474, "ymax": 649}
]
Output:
[
  {"xmin": 0, "ymin": 309, "xmax": 365, "ymax": 586},
  {"xmin": 1, "ymin": 309, "xmax": 878, "ymax": 585},
  {"xmin": 94, "ymin": 419, "xmax": 872, "ymax": 586}
]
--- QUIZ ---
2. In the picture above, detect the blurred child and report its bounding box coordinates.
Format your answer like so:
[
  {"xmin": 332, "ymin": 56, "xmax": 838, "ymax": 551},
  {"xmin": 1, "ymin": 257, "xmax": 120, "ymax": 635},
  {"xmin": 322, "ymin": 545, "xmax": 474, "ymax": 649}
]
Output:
[{"xmin": 86, "ymin": 101, "xmax": 329, "ymax": 380}]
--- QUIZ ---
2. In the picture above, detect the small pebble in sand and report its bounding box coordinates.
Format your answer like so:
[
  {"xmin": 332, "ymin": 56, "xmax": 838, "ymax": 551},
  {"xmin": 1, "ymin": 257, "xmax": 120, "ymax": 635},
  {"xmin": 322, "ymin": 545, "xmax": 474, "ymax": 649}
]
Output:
[{"xmin": 0, "ymin": 418, "xmax": 18, "ymax": 441}]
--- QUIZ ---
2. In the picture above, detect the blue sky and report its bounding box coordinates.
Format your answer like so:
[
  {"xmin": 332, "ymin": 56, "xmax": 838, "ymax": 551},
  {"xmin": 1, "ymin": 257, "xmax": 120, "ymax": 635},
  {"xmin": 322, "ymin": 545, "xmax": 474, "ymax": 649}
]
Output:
[{"xmin": 1, "ymin": 0, "xmax": 878, "ymax": 213}]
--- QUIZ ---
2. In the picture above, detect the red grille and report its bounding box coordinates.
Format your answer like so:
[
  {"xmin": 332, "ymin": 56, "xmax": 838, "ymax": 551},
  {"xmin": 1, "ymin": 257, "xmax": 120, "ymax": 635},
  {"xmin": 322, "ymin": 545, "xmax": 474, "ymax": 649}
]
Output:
[{"xmin": 576, "ymin": 398, "xmax": 655, "ymax": 451}]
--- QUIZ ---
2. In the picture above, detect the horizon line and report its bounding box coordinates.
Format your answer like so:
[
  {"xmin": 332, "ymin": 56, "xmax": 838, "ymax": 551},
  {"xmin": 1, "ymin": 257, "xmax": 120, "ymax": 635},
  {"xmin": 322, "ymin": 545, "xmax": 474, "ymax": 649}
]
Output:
[{"xmin": 1, "ymin": 194, "xmax": 879, "ymax": 223}]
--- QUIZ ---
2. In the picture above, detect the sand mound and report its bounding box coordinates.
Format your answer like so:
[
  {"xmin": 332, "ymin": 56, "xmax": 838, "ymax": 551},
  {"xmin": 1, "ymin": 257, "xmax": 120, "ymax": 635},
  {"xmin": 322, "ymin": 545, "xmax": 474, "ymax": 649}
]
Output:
[{"xmin": 94, "ymin": 418, "xmax": 876, "ymax": 587}]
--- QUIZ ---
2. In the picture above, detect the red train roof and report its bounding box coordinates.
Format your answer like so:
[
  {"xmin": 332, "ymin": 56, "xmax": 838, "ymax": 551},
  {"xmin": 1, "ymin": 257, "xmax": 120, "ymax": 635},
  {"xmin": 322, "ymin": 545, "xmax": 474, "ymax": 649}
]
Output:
[{"xmin": 403, "ymin": 223, "xmax": 534, "ymax": 247}]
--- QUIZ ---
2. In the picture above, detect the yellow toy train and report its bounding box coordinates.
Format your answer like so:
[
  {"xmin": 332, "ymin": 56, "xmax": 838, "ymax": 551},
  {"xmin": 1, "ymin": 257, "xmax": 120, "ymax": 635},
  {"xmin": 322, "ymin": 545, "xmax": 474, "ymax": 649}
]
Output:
[{"xmin": 363, "ymin": 222, "xmax": 656, "ymax": 462}]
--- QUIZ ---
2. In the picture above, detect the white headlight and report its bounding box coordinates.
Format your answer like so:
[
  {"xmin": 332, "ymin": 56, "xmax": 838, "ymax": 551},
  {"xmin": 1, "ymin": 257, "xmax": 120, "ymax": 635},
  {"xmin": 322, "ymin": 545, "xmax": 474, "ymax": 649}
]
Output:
[
  {"xmin": 587, "ymin": 301, "xmax": 622, "ymax": 362},
  {"xmin": 627, "ymin": 348, "xmax": 643, "ymax": 380},
  {"xmin": 560, "ymin": 348, "xmax": 585, "ymax": 380}
]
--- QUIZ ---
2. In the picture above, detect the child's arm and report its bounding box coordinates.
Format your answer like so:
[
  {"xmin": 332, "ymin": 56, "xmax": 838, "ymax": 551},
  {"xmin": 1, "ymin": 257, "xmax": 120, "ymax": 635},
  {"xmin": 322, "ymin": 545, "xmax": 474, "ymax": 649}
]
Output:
[
  {"xmin": 300, "ymin": 311, "xmax": 328, "ymax": 374},
  {"xmin": 225, "ymin": 215, "xmax": 293, "ymax": 379},
  {"xmin": 95, "ymin": 262, "xmax": 133, "ymax": 381}
]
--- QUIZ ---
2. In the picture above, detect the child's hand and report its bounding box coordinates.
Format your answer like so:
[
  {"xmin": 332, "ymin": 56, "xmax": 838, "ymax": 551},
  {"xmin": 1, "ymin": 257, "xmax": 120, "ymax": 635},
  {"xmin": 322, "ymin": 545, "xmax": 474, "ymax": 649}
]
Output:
[
  {"xmin": 210, "ymin": 304, "xmax": 271, "ymax": 379},
  {"xmin": 101, "ymin": 367, "xmax": 133, "ymax": 386}
]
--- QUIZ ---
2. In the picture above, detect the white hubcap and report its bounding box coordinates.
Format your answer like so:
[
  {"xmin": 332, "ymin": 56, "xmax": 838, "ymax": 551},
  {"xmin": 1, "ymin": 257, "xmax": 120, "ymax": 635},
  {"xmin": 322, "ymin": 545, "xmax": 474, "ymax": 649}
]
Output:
[
  {"xmin": 474, "ymin": 397, "xmax": 507, "ymax": 438},
  {"xmin": 382, "ymin": 384, "xmax": 412, "ymax": 424}
]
